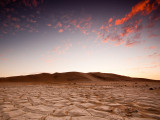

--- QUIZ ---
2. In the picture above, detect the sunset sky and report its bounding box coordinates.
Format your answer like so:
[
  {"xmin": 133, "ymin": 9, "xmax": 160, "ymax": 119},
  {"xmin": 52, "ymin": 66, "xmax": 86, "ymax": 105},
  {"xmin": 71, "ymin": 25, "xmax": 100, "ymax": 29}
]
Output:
[{"xmin": 0, "ymin": 0, "xmax": 160, "ymax": 80}]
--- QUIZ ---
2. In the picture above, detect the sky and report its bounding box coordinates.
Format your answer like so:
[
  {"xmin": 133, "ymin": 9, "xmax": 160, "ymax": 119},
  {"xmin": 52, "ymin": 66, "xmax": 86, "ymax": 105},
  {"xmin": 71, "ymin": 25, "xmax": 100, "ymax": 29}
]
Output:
[{"xmin": 0, "ymin": 0, "xmax": 160, "ymax": 80}]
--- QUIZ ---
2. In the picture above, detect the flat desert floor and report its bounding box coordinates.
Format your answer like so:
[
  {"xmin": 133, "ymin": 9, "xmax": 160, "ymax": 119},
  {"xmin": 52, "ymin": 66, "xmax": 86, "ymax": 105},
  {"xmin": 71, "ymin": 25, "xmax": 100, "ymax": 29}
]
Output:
[{"xmin": 0, "ymin": 82, "xmax": 160, "ymax": 120}]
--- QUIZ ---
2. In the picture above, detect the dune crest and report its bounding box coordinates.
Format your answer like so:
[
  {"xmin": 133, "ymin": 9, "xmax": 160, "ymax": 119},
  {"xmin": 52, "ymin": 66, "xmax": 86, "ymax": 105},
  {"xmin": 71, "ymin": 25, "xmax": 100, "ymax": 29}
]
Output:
[{"xmin": 0, "ymin": 72, "xmax": 158, "ymax": 83}]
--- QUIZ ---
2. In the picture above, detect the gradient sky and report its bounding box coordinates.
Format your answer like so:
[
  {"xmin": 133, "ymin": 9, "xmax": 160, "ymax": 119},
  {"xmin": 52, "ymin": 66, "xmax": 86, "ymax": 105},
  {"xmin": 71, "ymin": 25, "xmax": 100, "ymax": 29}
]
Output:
[{"xmin": 0, "ymin": 0, "xmax": 160, "ymax": 80}]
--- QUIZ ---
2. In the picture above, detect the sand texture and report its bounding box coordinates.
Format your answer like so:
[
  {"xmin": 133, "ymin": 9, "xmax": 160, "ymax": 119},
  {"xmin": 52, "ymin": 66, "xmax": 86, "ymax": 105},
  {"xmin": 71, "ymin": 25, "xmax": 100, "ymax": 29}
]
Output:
[{"xmin": 0, "ymin": 72, "xmax": 160, "ymax": 120}]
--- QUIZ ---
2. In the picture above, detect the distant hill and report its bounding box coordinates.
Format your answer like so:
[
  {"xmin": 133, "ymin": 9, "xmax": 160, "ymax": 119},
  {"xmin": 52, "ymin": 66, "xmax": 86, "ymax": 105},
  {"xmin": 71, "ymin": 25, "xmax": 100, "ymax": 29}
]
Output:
[{"xmin": 0, "ymin": 72, "xmax": 158, "ymax": 83}]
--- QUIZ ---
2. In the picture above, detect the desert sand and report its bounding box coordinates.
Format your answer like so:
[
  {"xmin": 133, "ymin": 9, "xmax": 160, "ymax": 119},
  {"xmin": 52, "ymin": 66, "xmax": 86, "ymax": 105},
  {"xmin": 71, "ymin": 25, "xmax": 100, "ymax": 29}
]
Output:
[{"xmin": 0, "ymin": 72, "xmax": 160, "ymax": 120}]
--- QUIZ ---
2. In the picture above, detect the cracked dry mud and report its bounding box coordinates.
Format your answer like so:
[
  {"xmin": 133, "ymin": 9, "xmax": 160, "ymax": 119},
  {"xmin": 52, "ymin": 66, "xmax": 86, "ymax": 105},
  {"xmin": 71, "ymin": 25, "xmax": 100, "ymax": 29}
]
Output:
[{"xmin": 0, "ymin": 84, "xmax": 160, "ymax": 120}]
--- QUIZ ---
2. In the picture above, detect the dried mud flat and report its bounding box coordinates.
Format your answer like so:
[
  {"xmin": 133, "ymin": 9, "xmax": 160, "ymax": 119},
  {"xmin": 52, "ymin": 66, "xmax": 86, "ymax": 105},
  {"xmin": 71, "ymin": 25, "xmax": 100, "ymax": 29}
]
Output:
[{"xmin": 0, "ymin": 82, "xmax": 160, "ymax": 120}]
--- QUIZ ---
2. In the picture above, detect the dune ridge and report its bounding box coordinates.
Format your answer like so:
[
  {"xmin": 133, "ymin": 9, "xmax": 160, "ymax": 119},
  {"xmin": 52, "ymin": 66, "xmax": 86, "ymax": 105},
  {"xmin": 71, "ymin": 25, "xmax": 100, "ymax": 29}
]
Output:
[{"xmin": 0, "ymin": 72, "xmax": 158, "ymax": 83}]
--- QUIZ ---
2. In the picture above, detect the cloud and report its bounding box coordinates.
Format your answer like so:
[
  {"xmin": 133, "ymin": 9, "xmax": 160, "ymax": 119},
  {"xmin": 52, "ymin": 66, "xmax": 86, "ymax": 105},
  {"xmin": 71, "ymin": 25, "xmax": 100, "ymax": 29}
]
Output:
[
  {"xmin": 114, "ymin": 40, "xmax": 125, "ymax": 46},
  {"xmin": 147, "ymin": 9, "xmax": 160, "ymax": 28},
  {"xmin": 12, "ymin": 17, "xmax": 20, "ymax": 22},
  {"xmin": 2, "ymin": 31, "xmax": 7, "ymax": 34},
  {"xmin": 120, "ymin": 19, "xmax": 142, "ymax": 37},
  {"xmin": 47, "ymin": 24, "xmax": 52, "ymax": 27},
  {"xmin": 115, "ymin": 0, "xmax": 160, "ymax": 25},
  {"xmin": 98, "ymin": 9, "xmax": 144, "ymax": 48},
  {"xmin": 64, "ymin": 25, "xmax": 71, "ymax": 31},
  {"xmin": 144, "ymin": 64, "xmax": 160, "ymax": 69},
  {"xmin": 41, "ymin": 54, "xmax": 55, "ymax": 64},
  {"xmin": 53, "ymin": 15, "xmax": 92, "ymax": 35},
  {"xmin": 102, "ymin": 36, "xmax": 109, "ymax": 43},
  {"xmin": 111, "ymin": 35, "xmax": 125, "ymax": 46},
  {"xmin": 22, "ymin": 0, "xmax": 44, "ymax": 7},
  {"xmin": 145, "ymin": 46, "xmax": 156, "ymax": 49},
  {"xmin": 120, "ymin": 26, "xmax": 134, "ymax": 37},
  {"xmin": 92, "ymin": 29, "xmax": 96, "ymax": 33},
  {"xmin": 70, "ymin": 17, "xmax": 92, "ymax": 35},
  {"xmin": 108, "ymin": 17, "xmax": 113, "ymax": 23},
  {"xmin": 55, "ymin": 22, "xmax": 63, "ymax": 28},
  {"xmin": 99, "ymin": 25, "xmax": 104, "ymax": 30},
  {"xmin": 53, "ymin": 46, "xmax": 60, "ymax": 52},
  {"xmin": 52, "ymin": 41, "xmax": 72, "ymax": 55},
  {"xmin": 133, "ymin": 33, "xmax": 141, "ymax": 39},
  {"xmin": 15, "ymin": 24, "xmax": 20, "ymax": 29},
  {"xmin": 96, "ymin": 31, "xmax": 104, "ymax": 40},
  {"xmin": 71, "ymin": 19, "xmax": 77, "ymax": 26},
  {"xmin": 157, "ymin": 0, "xmax": 160, "ymax": 4},
  {"xmin": 99, "ymin": 19, "xmax": 142, "ymax": 47},
  {"xmin": 58, "ymin": 29, "xmax": 63, "ymax": 33},
  {"xmin": 148, "ymin": 52, "xmax": 160, "ymax": 58},
  {"xmin": 149, "ymin": 33, "xmax": 158, "ymax": 38},
  {"xmin": 3, "ymin": 23, "xmax": 8, "ymax": 27},
  {"xmin": 54, "ymin": 22, "xmax": 65, "ymax": 33},
  {"xmin": 108, "ymin": 17, "xmax": 113, "ymax": 27},
  {"xmin": 28, "ymin": 19, "xmax": 37, "ymax": 23},
  {"xmin": 147, "ymin": 21, "xmax": 154, "ymax": 28},
  {"xmin": 125, "ymin": 40, "xmax": 140, "ymax": 47}
]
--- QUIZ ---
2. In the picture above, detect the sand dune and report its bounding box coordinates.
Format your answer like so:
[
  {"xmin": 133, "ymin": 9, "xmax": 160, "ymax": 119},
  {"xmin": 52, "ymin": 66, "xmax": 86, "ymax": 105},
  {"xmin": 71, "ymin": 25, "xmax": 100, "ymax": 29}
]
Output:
[
  {"xmin": 0, "ymin": 72, "xmax": 158, "ymax": 83},
  {"xmin": 0, "ymin": 72, "xmax": 160, "ymax": 120}
]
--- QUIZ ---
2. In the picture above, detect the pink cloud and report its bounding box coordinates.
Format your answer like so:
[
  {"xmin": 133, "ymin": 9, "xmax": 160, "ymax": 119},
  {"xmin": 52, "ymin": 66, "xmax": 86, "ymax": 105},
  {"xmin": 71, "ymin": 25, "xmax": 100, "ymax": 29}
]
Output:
[
  {"xmin": 96, "ymin": 31, "xmax": 104, "ymax": 40},
  {"xmin": 64, "ymin": 25, "xmax": 71, "ymax": 31},
  {"xmin": 15, "ymin": 24, "xmax": 20, "ymax": 29},
  {"xmin": 114, "ymin": 40, "xmax": 125, "ymax": 46},
  {"xmin": 59, "ymin": 29, "xmax": 63, "ymax": 33},
  {"xmin": 92, "ymin": 29, "xmax": 96, "ymax": 33},
  {"xmin": 3, "ymin": 23, "xmax": 8, "ymax": 27},
  {"xmin": 120, "ymin": 19, "xmax": 142, "ymax": 37},
  {"xmin": 111, "ymin": 35, "xmax": 124, "ymax": 46},
  {"xmin": 2, "ymin": 31, "xmax": 7, "ymax": 34},
  {"xmin": 147, "ymin": 11, "xmax": 160, "ymax": 28},
  {"xmin": 47, "ymin": 24, "xmax": 52, "ymax": 27},
  {"xmin": 125, "ymin": 40, "xmax": 140, "ymax": 47},
  {"xmin": 108, "ymin": 23, "xmax": 112, "ymax": 27},
  {"xmin": 99, "ymin": 18, "xmax": 143, "ymax": 48},
  {"xmin": 108, "ymin": 17, "xmax": 113, "ymax": 23},
  {"xmin": 145, "ymin": 46, "xmax": 156, "ymax": 49},
  {"xmin": 41, "ymin": 55, "xmax": 55, "ymax": 64},
  {"xmin": 149, "ymin": 33, "xmax": 158, "ymax": 38},
  {"xmin": 115, "ymin": 0, "xmax": 159, "ymax": 25},
  {"xmin": 70, "ymin": 17, "xmax": 92, "ymax": 35},
  {"xmin": 100, "ymin": 25, "xmax": 104, "ymax": 30},
  {"xmin": 32, "ymin": 0, "xmax": 38, "ymax": 7},
  {"xmin": 71, "ymin": 20, "xmax": 77, "ymax": 26},
  {"xmin": 102, "ymin": 36, "xmax": 110, "ymax": 43},
  {"xmin": 147, "ymin": 21, "xmax": 154, "ymax": 28},
  {"xmin": 12, "ymin": 17, "xmax": 19, "ymax": 22},
  {"xmin": 120, "ymin": 26, "xmax": 134, "ymax": 37},
  {"xmin": 22, "ymin": 0, "xmax": 44, "ymax": 7},
  {"xmin": 81, "ymin": 29, "xmax": 87, "ymax": 35},
  {"xmin": 76, "ymin": 24, "xmax": 80, "ymax": 29},
  {"xmin": 54, "ymin": 16, "xmax": 92, "ymax": 35},
  {"xmin": 55, "ymin": 22, "xmax": 62, "ymax": 28},
  {"xmin": 133, "ymin": 33, "xmax": 141, "ymax": 39},
  {"xmin": 53, "ymin": 46, "xmax": 60, "ymax": 52},
  {"xmin": 148, "ymin": 52, "xmax": 160, "ymax": 58},
  {"xmin": 52, "ymin": 41, "xmax": 72, "ymax": 55},
  {"xmin": 29, "ymin": 19, "xmax": 37, "ymax": 23}
]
